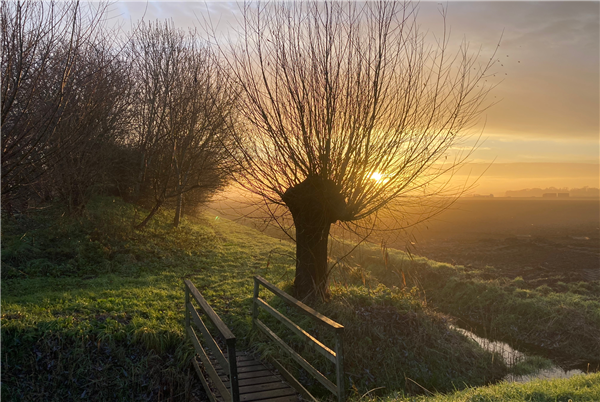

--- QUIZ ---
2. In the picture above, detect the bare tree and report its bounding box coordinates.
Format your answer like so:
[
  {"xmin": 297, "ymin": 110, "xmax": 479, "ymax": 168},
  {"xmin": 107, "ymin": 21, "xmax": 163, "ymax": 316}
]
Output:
[
  {"xmin": 128, "ymin": 21, "xmax": 235, "ymax": 228},
  {"xmin": 1, "ymin": 0, "xmax": 112, "ymax": 211},
  {"xmin": 220, "ymin": 1, "xmax": 497, "ymax": 300},
  {"xmin": 48, "ymin": 42, "xmax": 132, "ymax": 213}
]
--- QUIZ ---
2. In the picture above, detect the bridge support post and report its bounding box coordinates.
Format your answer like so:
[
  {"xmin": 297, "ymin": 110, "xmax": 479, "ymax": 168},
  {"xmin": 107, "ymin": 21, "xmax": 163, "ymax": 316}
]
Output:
[{"xmin": 227, "ymin": 339, "xmax": 239, "ymax": 402}]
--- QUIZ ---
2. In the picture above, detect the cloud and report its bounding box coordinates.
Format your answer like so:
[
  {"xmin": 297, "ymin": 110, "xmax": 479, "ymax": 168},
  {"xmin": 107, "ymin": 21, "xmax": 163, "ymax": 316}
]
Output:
[
  {"xmin": 110, "ymin": 1, "xmax": 599, "ymax": 157},
  {"xmin": 419, "ymin": 2, "xmax": 599, "ymax": 142},
  {"xmin": 450, "ymin": 146, "xmax": 491, "ymax": 151}
]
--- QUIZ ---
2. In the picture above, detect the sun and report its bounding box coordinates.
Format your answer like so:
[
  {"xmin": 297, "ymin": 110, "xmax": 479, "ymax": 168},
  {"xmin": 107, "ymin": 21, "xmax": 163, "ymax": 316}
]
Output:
[
  {"xmin": 369, "ymin": 172, "xmax": 388, "ymax": 183},
  {"xmin": 370, "ymin": 172, "xmax": 383, "ymax": 181}
]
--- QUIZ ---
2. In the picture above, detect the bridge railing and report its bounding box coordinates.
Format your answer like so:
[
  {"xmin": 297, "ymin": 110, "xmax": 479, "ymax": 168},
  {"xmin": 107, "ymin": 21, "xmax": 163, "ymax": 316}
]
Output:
[
  {"xmin": 184, "ymin": 279, "xmax": 239, "ymax": 402},
  {"xmin": 252, "ymin": 276, "xmax": 345, "ymax": 402}
]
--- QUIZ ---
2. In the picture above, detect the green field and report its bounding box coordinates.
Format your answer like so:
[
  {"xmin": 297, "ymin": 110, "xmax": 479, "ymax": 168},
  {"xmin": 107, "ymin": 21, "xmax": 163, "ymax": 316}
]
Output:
[{"xmin": 2, "ymin": 197, "xmax": 599, "ymax": 401}]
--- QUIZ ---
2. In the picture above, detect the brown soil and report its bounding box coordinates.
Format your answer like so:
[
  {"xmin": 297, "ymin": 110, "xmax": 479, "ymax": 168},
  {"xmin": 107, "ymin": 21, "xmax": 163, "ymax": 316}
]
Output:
[{"xmin": 406, "ymin": 199, "xmax": 600, "ymax": 286}]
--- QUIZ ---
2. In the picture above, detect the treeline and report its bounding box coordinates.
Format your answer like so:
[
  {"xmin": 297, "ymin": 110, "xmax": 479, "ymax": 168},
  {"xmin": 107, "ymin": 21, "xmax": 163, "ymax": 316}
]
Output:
[
  {"xmin": 505, "ymin": 187, "xmax": 600, "ymax": 198},
  {"xmin": 1, "ymin": 1, "xmax": 236, "ymax": 227}
]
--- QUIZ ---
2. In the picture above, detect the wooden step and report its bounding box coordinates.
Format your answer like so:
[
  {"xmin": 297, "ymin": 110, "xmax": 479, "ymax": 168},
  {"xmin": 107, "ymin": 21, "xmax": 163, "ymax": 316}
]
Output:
[{"xmin": 200, "ymin": 350, "xmax": 301, "ymax": 402}]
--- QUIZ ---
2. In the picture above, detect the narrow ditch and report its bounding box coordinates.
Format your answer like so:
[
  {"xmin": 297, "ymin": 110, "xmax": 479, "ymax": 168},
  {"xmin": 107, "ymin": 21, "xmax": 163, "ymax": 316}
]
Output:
[{"xmin": 450, "ymin": 324, "xmax": 592, "ymax": 383}]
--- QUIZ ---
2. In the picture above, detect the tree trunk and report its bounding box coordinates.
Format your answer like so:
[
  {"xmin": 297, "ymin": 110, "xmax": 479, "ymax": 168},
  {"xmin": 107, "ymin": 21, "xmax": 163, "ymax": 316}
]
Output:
[
  {"xmin": 282, "ymin": 176, "xmax": 347, "ymax": 302},
  {"xmin": 292, "ymin": 212, "xmax": 332, "ymax": 301},
  {"xmin": 174, "ymin": 192, "xmax": 183, "ymax": 227},
  {"xmin": 136, "ymin": 198, "xmax": 163, "ymax": 229}
]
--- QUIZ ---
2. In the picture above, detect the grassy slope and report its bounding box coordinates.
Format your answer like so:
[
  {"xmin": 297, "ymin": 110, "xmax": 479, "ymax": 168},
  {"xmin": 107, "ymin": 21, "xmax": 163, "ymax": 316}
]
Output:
[
  {"xmin": 1, "ymin": 197, "xmax": 598, "ymax": 401},
  {"xmin": 1, "ymin": 197, "xmax": 296, "ymax": 401},
  {"xmin": 326, "ymin": 238, "xmax": 600, "ymax": 369}
]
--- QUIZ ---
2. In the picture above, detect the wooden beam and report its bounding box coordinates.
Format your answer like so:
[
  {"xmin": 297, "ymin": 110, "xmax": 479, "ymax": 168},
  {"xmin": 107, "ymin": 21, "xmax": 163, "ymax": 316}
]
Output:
[
  {"xmin": 185, "ymin": 279, "xmax": 236, "ymax": 340},
  {"xmin": 240, "ymin": 388, "xmax": 298, "ymax": 402},
  {"xmin": 255, "ymin": 319, "xmax": 338, "ymax": 396},
  {"xmin": 227, "ymin": 338, "xmax": 240, "ymax": 402},
  {"xmin": 228, "ymin": 376, "xmax": 284, "ymax": 388},
  {"xmin": 238, "ymin": 381, "xmax": 289, "ymax": 395},
  {"xmin": 187, "ymin": 326, "xmax": 231, "ymax": 402},
  {"xmin": 192, "ymin": 358, "xmax": 218, "ymax": 402},
  {"xmin": 238, "ymin": 370, "xmax": 274, "ymax": 380},
  {"xmin": 254, "ymin": 276, "xmax": 343, "ymax": 332},
  {"xmin": 255, "ymin": 297, "xmax": 336, "ymax": 364},
  {"xmin": 335, "ymin": 331, "xmax": 346, "ymax": 402},
  {"xmin": 269, "ymin": 357, "xmax": 318, "ymax": 402},
  {"xmin": 188, "ymin": 302, "xmax": 230, "ymax": 377}
]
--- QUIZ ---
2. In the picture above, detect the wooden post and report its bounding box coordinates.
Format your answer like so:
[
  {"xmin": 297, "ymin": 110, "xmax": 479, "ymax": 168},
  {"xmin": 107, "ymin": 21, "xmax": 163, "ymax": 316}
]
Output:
[
  {"xmin": 252, "ymin": 277, "xmax": 259, "ymax": 327},
  {"xmin": 335, "ymin": 328, "xmax": 345, "ymax": 402},
  {"xmin": 185, "ymin": 284, "xmax": 190, "ymax": 330},
  {"xmin": 227, "ymin": 338, "xmax": 239, "ymax": 402}
]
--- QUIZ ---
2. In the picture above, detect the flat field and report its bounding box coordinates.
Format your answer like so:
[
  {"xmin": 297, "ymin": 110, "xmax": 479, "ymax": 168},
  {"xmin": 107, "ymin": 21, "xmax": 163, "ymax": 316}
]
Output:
[{"xmin": 406, "ymin": 198, "xmax": 600, "ymax": 286}]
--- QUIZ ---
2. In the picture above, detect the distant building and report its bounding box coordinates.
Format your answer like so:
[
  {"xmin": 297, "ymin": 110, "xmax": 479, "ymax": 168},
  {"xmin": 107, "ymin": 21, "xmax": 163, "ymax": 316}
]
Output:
[
  {"xmin": 557, "ymin": 193, "xmax": 569, "ymax": 198},
  {"xmin": 569, "ymin": 187, "xmax": 600, "ymax": 198},
  {"xmin": 542, "ymin": 193, "xmax": 557, "ymax": 198},
  {"xmin": 506, "ymin": 187, "xmax": 571, "ymax": 198}
]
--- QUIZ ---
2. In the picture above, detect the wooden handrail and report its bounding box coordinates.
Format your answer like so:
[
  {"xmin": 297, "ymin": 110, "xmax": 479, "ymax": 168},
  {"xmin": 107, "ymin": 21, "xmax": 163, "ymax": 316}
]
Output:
[
  {"xmin": 253, "ymin": 276, "xmax": 346, "ymax": 402},
  {"xmin": 255, "ymin": 319, "xmax": 338, "ymax": 394},
  {"xmin": 254, "ymin": 297, "xmax": 337, "ymax": 364},
  {"xmin": 185, "ymin": 279, "xmax": 235, "ymax": 340},
  {"xmin": 188, "ymin": 302, "xmax": 230, "ymax": 376},
  {"xmin": 254, "ymin": 276, "xmax": 343, "ymax": 331},
  {"xmin": 184, "ymin": 280, "xmax": 239, "ymax": 402},
  {"xmin": 187, "ymin": 326, "xmax": 231, "ymax": 400}
]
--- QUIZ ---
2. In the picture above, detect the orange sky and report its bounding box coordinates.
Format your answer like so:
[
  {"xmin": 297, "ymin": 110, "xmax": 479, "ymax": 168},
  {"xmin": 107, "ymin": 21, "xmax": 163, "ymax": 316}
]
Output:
[
  {"xmin": 446, "ymin": 162, "xmax": 599, "ymax": 196},
  {"xmin": 111, "ymin": 2, "xmax": 599, "ymax": 194}
]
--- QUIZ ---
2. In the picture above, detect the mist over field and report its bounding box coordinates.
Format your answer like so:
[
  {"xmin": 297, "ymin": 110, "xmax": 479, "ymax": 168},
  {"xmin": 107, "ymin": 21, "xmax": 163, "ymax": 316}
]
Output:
[{"xmin": 442, "ymin": 162, "xmax": 600, "ymax": 197}]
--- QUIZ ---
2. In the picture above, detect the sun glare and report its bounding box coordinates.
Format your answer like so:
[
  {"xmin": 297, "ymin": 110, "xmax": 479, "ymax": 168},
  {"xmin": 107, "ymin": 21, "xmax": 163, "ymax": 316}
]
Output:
[
  {"xmin": 370, "ymin": 172, "xmax": 388, "ymax": 183},
  {"xmin": 370, "ymin": 172, "xmax": 383, "ymax": 181}
]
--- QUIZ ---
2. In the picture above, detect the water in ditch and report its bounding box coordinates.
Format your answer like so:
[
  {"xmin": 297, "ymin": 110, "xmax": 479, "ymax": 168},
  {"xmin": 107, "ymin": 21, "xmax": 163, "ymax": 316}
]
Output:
[{"xmin": 450, "ymin": 325, "xmax": 586, "ymax": 383}]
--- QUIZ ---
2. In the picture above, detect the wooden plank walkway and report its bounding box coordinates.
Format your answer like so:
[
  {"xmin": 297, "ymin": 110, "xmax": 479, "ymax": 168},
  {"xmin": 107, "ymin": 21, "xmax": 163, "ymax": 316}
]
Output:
[{"xmin": 202, "ymin": 350, "xmax": 301, "ymax": 402}]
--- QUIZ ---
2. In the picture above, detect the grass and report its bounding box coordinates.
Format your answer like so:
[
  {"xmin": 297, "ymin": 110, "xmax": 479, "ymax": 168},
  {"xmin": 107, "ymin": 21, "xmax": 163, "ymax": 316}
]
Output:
[
  {"xmin": 1, "ymin": 197, "xmax": 262, "ymax": 400},
  {"xmin": 509, "ymin": 356, "xmax": 554, "ymax": 377},
  {"xmin": 1, "ymin": 196, "xmax": 598, "ymax": 401},
  {"xmin": 369, "ymin": 372, "xmax": 600, "ymax": 402},
  {"xmin": 320, "ymin": 286, "xmax": 506, "ymax": 395},
  {"xmin": 2, "ymin": 199, "xmax": 216, "ymax": 400}
]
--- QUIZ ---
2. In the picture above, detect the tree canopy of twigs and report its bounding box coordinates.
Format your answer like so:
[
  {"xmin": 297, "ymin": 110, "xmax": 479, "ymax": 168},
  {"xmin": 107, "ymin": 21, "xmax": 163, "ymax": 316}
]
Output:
[
  {"xmin": 128, "ymin": 21, "xmax": 236, "ymax": 228},
  {"xmin": 219, "ymin": 0, "xmax": 498, "ymax": 300},
  {"xmin": 1, "ymin": 0, "xmax": 114, "ymax": 209},
  {"xmin": 2, "ymin": 2, "xmax": 235, "ymax": 223}
]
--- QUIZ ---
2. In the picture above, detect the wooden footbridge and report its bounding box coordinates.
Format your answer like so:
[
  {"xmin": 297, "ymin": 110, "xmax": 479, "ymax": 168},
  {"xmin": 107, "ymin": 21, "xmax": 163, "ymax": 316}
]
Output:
[{"xmin": 184, "ymin": 277, "xmax": 345, "ymax": 402}]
